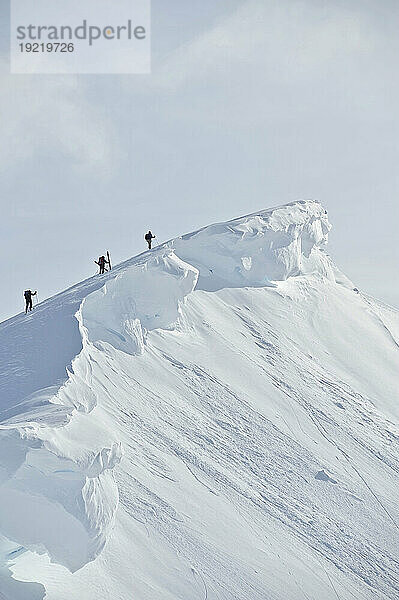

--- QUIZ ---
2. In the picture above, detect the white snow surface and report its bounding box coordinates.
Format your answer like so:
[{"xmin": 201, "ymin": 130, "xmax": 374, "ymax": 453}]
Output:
[{"xmin": 0, "ymin": 199, "xmax": 398, "ymax": 600}]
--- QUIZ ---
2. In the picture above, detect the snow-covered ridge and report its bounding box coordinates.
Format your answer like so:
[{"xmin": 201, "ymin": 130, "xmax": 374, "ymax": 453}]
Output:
[
  {"xmin": 0, "ymin": 251, "xmax": 199, "ymax": 581},
  {"xmin": 0, "ymin": 199, "xmax": 334, "ymax": 582},
  {"xmin": 80, "ymin": 252, "xmax": 198, "ymax": 356},
  {"xmin": 170, "ymin": 199, "xmax": 335, "ymax": 290},
  {"xmin": 1, "ymin": 199, "xmax": 398, "ymax": 600}
]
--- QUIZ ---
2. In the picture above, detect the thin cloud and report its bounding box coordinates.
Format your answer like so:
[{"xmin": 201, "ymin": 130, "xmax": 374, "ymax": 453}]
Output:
[{"xmin": 0, "ymin": 59, "xmax": 117, "ymax": 177}]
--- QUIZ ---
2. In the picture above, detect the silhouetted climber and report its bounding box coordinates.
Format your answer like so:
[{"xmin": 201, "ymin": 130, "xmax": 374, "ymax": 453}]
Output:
[
  {"xmin": 95, "ymin": 255, "xmax": 110, "ymax": 275},
  {"xmin": 24, "ymin": 290, "xmax": 37, "ymax": 313},
  {"xmin": 145, "ymin": 231, "xmax": 155, "ymax": 250}
]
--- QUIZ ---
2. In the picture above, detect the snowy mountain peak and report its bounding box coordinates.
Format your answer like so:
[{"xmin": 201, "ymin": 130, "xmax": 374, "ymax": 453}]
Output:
[
  {"xmin": 170, "ymin": 199, "xmax": 334, "ymax": 289},
  {"xmin": 1, "ymin": 200, "xmax": 398, "ymax": 600}
]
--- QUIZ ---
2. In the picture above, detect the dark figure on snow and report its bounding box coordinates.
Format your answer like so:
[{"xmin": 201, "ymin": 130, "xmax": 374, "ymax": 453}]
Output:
[
  {"xmin": 95, "ymin": 255, "xmax": 110, "ymax": 275},
  {"xmin": 145, "ymin": 231, "xmax": 155, "ymax": 250},
  {"xmin": 24, "ymin": 290, "xmax": 37, "ymax": 313}
]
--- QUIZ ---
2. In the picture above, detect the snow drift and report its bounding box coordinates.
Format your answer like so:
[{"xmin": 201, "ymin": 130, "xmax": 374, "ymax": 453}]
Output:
[
  {"xmin": 171, "ymin": 200, "xmax": 334, "ymax": 289},
  {"xmin": 81, "ymin": 251, "xmax": 198, "ymax": 355},
  {"xmin": 0, "ymin": 200, "xmax": 398, "ymax": 600}
]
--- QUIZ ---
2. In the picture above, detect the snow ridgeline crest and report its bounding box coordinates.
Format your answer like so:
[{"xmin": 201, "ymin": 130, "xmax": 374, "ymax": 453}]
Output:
[
  {"xmin": 0, "ymin": 199, "xmax": 340, "ymax": 580},
  {"xmin": 171, "ymin": 199, "xmax": 335, "ymax": 291},
  {"xmin": 80, "ymin": 252, "xmax": 199, "ymax": 356},
  {"xmin": 79, "ymin": 199, "xmax": 336, "ymax": 359}
]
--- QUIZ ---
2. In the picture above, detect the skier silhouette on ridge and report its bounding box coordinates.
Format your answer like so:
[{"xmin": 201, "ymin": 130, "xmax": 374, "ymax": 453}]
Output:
[
  {"xmin": 95, "ymin": 255, "xmax": 110, "ymax": 275},
  {"xmin": 145, "ymin": 231, "xmax": 156, "ymax": 250},
  {"xmin": 24, "ymin": 289, "xmax": 37, "ymax": 313}
]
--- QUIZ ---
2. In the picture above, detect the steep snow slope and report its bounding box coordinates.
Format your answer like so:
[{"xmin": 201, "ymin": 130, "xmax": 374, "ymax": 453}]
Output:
[{"xmin": 0, "ymin": 200, "xmax": 398, "ymax": 600}]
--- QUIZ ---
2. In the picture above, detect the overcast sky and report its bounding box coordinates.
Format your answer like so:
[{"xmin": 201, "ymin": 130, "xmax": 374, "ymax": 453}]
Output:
[{"xmin": 0, "ymin": 0, "xmax": 398, "ymax": 321}]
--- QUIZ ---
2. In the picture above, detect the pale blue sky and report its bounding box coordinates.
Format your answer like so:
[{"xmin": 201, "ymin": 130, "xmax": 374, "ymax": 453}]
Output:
[{"xmin": 1, "ymin": 0, "xmax": 398, "ymax": 321}]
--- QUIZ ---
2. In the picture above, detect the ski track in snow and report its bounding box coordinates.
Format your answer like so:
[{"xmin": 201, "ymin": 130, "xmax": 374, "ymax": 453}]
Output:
[{"xmin": 0, "ymin": 200, "xmax": 398, "ymax": 600}]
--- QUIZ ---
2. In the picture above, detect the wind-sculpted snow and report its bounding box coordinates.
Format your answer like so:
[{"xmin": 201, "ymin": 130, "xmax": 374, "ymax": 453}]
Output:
[
  {"xmin": 170, "ymin": 199, "xmax": 335, "ymax": 290},
  {"xmin": 80, "ymin": 251, "xmax": 198, "ymax": 355},
  {"xmin": 0, "ymin": 247, "xmax": 198, "ymax": 593},
  {"xmin": 0, "ymin": 200, "xmax": 398, "ymax": 600}
]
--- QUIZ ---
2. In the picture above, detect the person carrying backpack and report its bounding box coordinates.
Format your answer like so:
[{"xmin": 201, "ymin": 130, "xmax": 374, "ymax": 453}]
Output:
[
  {"xmin": 95, "ymin": 255, "xmax": 110, "ymax": 274},
  {"xmin": 145, "ymin": 231, "xmax": 156, "ymax": 250},
  {"xmin": 24, "ymin": 289, "xmax": 37, "ymax": 313}
]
